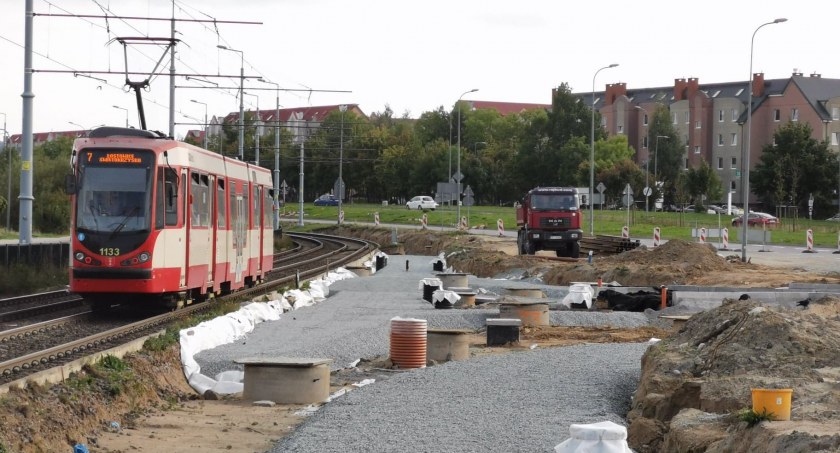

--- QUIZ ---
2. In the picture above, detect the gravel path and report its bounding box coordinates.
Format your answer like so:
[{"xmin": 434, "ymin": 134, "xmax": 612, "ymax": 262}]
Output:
[{"xmin": 192, "ymin": 254, "xmax": 655, "ymax": 452}]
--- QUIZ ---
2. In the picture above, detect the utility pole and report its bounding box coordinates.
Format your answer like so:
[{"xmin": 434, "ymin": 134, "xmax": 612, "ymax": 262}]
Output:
[
  {"xmin": 168, "ymin": 0, "xmax": 175, "ymax": 137},
  {"xmin": 19, "ymin": 0, "xmax": 35, "ymax": 244},
  {"xmin": 298, "ymin": 142, "xmax": 304, "ymax": 227}
]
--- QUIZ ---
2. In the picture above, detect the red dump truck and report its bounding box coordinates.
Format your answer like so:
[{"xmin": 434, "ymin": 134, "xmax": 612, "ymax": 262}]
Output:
[{"xmin": 515, "ymin": 187, "xmax": 583, "ymax": 257}]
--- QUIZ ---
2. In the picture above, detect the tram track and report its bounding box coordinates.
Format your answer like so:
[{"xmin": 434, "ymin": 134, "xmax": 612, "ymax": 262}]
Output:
[{"xmin": 0, "ymin": 232, "xmax": 378, "ymax": 388}]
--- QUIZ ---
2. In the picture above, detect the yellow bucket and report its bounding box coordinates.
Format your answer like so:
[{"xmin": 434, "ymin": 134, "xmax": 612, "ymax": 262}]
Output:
[{"xmin": 751, "ymin": 388, "xmax": 792, "ymax": 421}]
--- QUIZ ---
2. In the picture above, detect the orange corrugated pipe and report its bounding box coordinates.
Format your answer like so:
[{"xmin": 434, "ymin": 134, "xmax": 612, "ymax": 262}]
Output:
[{"xmin": 660, "ymin": 286, "xmax": 667, "ymax": 310}]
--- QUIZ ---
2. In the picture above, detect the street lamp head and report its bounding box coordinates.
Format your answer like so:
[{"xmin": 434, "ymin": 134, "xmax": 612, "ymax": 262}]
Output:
[
  {"xmin": 657, "ymin": 135, "xmax": 669, "ymax": 139},
  {"xmin": 216, "ymin": 45, "xmax": 228, "ymax": 50},
  {"xmin": 773, "ymin": 18, "xmax": 788, "ymax": 23},
  {"xmin": 339, "ymin": 104, "xmax": 348, "ymax": 113},
  {"xmin": 608, "ymin": 63, "xmax": 619, "ymax": 68},
  {"xmin": 112, "ymin": 105, "xmax": 123, "ymax": 109}
]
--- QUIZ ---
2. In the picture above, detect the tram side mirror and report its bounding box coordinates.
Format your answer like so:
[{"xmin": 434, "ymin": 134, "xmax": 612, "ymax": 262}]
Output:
[{"xmin": 64, "ymin": 174, "xmax": 77, "ymax": 195}]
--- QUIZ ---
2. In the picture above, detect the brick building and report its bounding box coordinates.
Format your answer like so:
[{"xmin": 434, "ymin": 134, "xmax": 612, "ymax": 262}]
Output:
[{"xmin": 587, "ymin": 72, "xmax": 840, "ymax": 203}]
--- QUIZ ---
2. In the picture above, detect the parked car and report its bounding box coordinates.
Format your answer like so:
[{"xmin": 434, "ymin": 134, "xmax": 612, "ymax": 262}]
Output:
[
  {"xmin": 706, "ymin": 205, "xmax": 728, "ymax": 214},
  {"xmin": 826, "ymin": 213, "xmax": 840, "ymax": 222},
  {"xmin": 406, "ymin": 195, "xmax": 438, "ymax": 210},
  {"xmin": 731, "ymin": 212, "xmax": 780, "ymax": 227},
  {"xmin": 314, "ymin": 194, "xmax": 339, "ymax": 206}
]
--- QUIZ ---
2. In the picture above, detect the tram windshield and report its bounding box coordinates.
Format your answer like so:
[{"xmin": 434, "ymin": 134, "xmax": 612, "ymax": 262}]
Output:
[{"xmin": 75, "ymin": 150, "xmax": 155, "ymax": 234}]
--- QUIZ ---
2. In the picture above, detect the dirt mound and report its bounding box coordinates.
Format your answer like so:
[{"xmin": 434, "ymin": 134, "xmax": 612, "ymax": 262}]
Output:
[
  {"xmin": 628, "ymin": 296, "xmax": 840, "ymax": 452},
  {"xmin": 606, "ymin": 239, "xmax": 729, "ymax": 272}
]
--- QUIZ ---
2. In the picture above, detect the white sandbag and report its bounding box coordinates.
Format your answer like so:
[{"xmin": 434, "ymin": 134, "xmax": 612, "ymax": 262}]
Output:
[
  {"xmin": 554, "ymin": 420, "xmax": 632, "ymax": 453},
  {"xmin": 560, "ymin": 283, "xmax": 594, "ymax": 309}
]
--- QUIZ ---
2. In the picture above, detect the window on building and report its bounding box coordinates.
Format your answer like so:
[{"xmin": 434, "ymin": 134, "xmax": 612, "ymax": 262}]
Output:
[
  {"xmin": 713, "ymin": 90, "xmax": 721, "ymax": 98},
  {"xmin": 718, "ymin": 157, "xmax": 723, "ymax": 169},
  {"xmin": 684, "ymin": 158, "xmax": 689, "ymax": 169},
  {"xmin": 694, "ymin": 146, "xmax": 701, "ymax": 154},
  {"xmin": 730, "ymin": 180, "xmax": 736, "ymax": 191},
  {"xmin": 833, "ymin": 132, "xmax": 840, "ymax": 146},
  {"xmin": 684, "ymin": 136, "xmax": 690, "ymax": 146},
  {"xmin": 617, "ymin": 124, "xmax": 623, "ymax": 134},
  {"xmin": 601, "ymin": 117, "xmax": 606, "ymax": 128},
  {"xmin": 731, "ymin": 133, "xmax": 737, "ymax": 146},
  {"xmin": 718, "ymin": 134, "xmax": 724, "ymax": 146},
  {"xmin": 774, "ymin": 109, "xmax": 780, "ymax": 121},
  {"xmin": 642, "ymin": 114, "xmax": 648, "ymax": 126},
  {"xmin": 833, "ymin": 107, "xmax": 840, "ymax": 120},
  {"xmin": 735, "ymin": 88, "xmax": 744, "ymax": 96},
  {"xmin": 791, "ymin": 108, "xmax": 799, "ymax": 121},
  {"xmin": 731, "ymin": 157, "xmax": 737, "ymax": 169},
  {"xmin": 673, "ymin": 113, "xmax": 678, "ymax": 124},
  {"xmin": 772, "ymin": 136, "xmax": 777, "ymax": 146},
  {"xmin": 684, "ymin": 112, "xmax": 690, "ymax": 124},
  {"xmin": 718, "ymin": 110, "xmax": 724, "ymax": 122},
  {"xmin": 731, "ymin": 108, "xmax": 738, "ymax": 122},
  {"xmin": 695, "ymin": 120, "xmax": 702, "ymax": 129},
  {"xmin": 643, "ymin": 136, "xmax": 648, "ymax": 148}
]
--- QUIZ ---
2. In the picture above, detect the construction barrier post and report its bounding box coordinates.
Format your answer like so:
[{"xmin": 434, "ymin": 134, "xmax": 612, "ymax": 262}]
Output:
[
  {"xmin": 497, "ymin": 219, "xmax": 504, "ymax": 237},
  {"xmin": 722, "ymin": 228, "xmax": 729, "ymax": 250},
  {"xmin": 653, "ymin": 227, "xmax": 661, "ymax": 247},
  {"xmin": 699, "ymin": 227, "xmax": 707, "ymax": 244},
  {"xmin": 660, "ymin": 285, "xmax": 667, "ymax": 310},
  {"xmin": 804, "ymin": 229, "xmax": 816, "ymax": 253},
  {"xmin": 835, "ymin": 232, "xmax": 840, "ymax": 254},
  {"xmin": 339, "ymin": 210, "xmax": 345, "ymax": 225},
  {"xmin": 374, "ymin": 212, "xmax": 380, "ymax": 226},
  {"xmin": 622, "ymin": 225, "xmax": 629, "ymax": 238}
]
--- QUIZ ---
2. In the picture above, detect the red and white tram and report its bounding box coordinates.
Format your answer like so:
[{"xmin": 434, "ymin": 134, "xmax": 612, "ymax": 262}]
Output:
[{"xmin": 67, "ymin": 127, "xmax": 274, "ymax": 307}]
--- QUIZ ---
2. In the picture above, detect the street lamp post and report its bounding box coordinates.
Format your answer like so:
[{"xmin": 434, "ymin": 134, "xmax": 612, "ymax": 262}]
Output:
[
  {"xmin": 338, "ymin": 105, "xmax": 347, "ymax": 224},
  {"xmin": 742, "ymin": 18, "xmax": 788, "ymax": 262},
  {"xmin": 654, "ymin": 135, "xmax": 669, "ymax": 187},
  {"xmin": 190, "ymin": 100, "xmax": 208, "ymax": 149},
  {"xmin": 456, "ymin": 88, "xmax": 478, "ymax": 226},
  {"xmin": 112, "ymin": 105, "xmax": 129, "ymax": 128},
  {"xmin": 590, "ymin": 64, "xmax": 619, "ymax": 235},
  {"xmin": 244, "ymin": 92, "xmax": 260, "ymax": 165},
  {"xmin": 1, "ymin": 111, "xmax": 8, "ymax": 231},
  {"xmin": 259, "ymin": 78, "xmax": 282, "ymax": 231},
  {"xmin": 634, "ymin": 106, "xmax": 651, "ymax": 211},
  {"xmin": 217, "ymin": 45, "xmax": 245, "ymax": 160}
]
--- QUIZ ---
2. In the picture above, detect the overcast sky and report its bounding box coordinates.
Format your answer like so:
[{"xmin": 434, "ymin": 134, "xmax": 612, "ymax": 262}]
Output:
[{"xmin": 0, "ymin": 0, "xmax": 835, "ymax": 140}]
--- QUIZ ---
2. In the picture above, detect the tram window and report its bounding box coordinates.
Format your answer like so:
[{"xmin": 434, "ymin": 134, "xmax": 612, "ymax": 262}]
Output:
[
  {"xmin": 162, "ymin": 168, "xmax": 178, "ymax": 226},
  {"xmin": 202, "ymin": 175, "xmax": 211, "ymax": 227},
  {"xmin": 155, "ymin": 169, "xmax": 165, "ymax": 229},
  {"xmin": 264, "ymin": 187, "xmax": 272, "ymax": 226},
  {"xmin": 217, "ymin": 179, "xmax": 226, "ymax": 229},
  {"xmin": 190, "ymin": 172, "xmax": 210, "ymax": 227},
  {"xmin": 243, "ymin": 184, "xmax": 250, "ymax": 228},
  {"xmin": 254, "ymin": 186, "xmax": 261, "ymax": 228}
]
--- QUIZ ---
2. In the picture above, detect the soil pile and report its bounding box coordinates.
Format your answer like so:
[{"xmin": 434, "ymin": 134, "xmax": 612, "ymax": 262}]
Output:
[{"xmin": 628, "ymin": 296, "xmax": 840, "ymax": 452}]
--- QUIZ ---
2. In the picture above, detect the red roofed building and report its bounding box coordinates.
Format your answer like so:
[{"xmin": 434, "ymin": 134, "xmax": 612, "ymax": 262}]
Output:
[
  {"xmin": 465, "ymin": 100, "xmax": 550, "ymax": 116},
  {"xmin": 8, "ymin": 130, "xmax": 87, "ymax": 148},
  {"xmin": 210, "ymin": 104, "xmax": 366, "ymax": 143}
]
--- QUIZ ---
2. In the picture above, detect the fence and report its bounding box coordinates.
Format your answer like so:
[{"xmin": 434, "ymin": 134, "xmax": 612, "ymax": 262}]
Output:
[{"xmin": 1, "ymin": 243, "xmax": 70, "ymax": 268}]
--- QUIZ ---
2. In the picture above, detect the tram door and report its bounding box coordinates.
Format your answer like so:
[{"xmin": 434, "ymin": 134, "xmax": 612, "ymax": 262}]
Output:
[{"xmin": 230, "ymin": 182, "xmax": 246, "ymax": 285}]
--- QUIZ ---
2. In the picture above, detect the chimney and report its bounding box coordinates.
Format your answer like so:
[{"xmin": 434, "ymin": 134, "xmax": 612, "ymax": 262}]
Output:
[
  {"xmin": 752, "ymin": 73, "xmax": 765, "ymax": 97},
  {"xmin": 792, "ymin": 69, "xmax": 803, "ymax": 77},
  {"xmin": 604, "ymin": 83, "xmax": 627, "ymax": 105},
  {"xmin": 810, "ymin": 72, "xmax": 821, "ymax": 78},
  {"xmin": 674, "ymin": 78, "xmax": 687, "ymax": 101},
  {"xmin": 687, "ymin": 78, "xmax": 700, "ymax": 99}
]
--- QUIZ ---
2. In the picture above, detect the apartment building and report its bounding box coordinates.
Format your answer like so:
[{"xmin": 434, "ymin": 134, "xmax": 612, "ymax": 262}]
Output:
[{"xmin": 588, "ymin": 72, "xmax": 840, "ymax": 203}]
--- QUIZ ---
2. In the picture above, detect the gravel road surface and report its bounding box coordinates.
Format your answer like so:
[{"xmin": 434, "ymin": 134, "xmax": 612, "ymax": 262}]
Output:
[{"xmin": 193, "ymin": 254, "xmax": 656, "ymax": 452}]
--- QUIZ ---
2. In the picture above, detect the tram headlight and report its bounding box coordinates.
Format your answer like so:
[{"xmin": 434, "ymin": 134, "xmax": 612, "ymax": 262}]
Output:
[
  {"xmin": 122, "ymin": 251, "xmax": 150, "ymax": 266},
  {"xmin": 74, "ymin": 252, "xmax": 85, "ymax": 261},
  {"xmin": 138, "ymin": 252, "xmax": 150, "ymax": 263}
]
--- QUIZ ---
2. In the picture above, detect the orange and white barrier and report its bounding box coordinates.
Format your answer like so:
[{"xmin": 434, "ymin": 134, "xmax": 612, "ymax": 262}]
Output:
[
  {"xmin": 374, "ymin": 212, "xmax": 380, "ymax": 226},
  {"xmin": 621, "ymin": 225, "xmax": 629, "ymax": 239},
  {"xmin": 699, "ymin": 227, "xmax": 706, "ymax": 244},
  {"xmin": 722, "ymin": 228, "xmax": 729, "ymax": 250},
  {"xmin": 421, "ymin": 213, "xmax": 428, "ymax": 229},
  {"xmin": 806, "ymin": 229, "xmax": 815, "ymax": 252},
  {"xmin": 460, "ymin": 216, "xmax": 468, "ymax": 230},
  {"xmin": 497, "ymin": 219, "xmax": 504, "ymax": 236},
  {"xmin": 339, "ymin": 210, "xmax": 345, "ymax": 224},
  {"xmin": 653, "ymin": 227, "xmax": 661, "ymax": 247}
]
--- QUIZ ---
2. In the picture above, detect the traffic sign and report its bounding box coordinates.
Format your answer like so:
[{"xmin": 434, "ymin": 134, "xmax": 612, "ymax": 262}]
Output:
[
  {"xmin": 453, "ymin": 171, "xmax": 464, "ymax": 182},
  {"xmin": 643, "ymin": 186, "xmax": 652, "ymax": 197},
  {"xmin": 596, "ymin": 182, "xmax": 606, "ymax": 193}
]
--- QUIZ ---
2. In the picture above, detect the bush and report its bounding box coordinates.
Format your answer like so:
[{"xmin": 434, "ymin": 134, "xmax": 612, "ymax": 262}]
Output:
[{"xmin": 738, "ymin": 408, "xmax": 775, "ymax": 426}]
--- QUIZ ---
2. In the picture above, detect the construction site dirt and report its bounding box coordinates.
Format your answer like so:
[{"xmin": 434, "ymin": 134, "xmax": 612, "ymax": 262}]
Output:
[{"xmin": 0, "ymin": 227, "xmax": 838, "ymax": 453}]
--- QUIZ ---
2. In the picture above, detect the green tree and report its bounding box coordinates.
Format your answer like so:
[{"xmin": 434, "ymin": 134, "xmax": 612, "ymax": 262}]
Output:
[
  {"xmin": 684, "ymin": 159, "xmax": 722, "ymax": 206},
  {"xmin": 576, "ymin": 135, "xmax": 636, "ymax": 188},
  {"xmin": 751, "ymin": 122, "xmax": 837, "ymax": 213},
  {"xmin": 646, "ymin": 105, "xmax": 682, "ymax": 201},
  {"xmin": 597, "ymin": 159, "xmax": 645, "ymax": 205}
]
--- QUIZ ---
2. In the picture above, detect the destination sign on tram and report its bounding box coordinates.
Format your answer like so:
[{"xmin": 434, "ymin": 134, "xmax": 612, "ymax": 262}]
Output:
[{"xmin": 87, "ymin": 152, "xmax": 143, "ymax": 164}]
